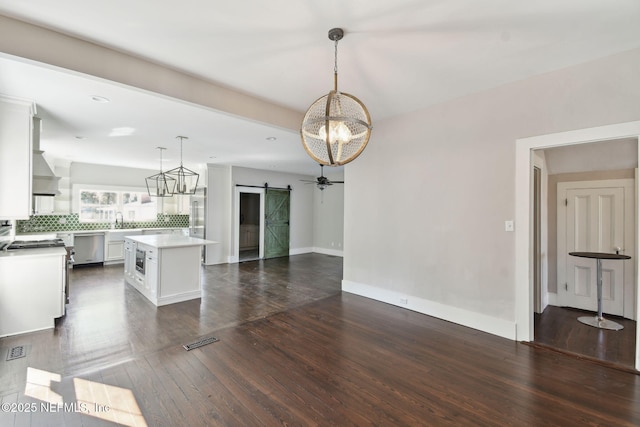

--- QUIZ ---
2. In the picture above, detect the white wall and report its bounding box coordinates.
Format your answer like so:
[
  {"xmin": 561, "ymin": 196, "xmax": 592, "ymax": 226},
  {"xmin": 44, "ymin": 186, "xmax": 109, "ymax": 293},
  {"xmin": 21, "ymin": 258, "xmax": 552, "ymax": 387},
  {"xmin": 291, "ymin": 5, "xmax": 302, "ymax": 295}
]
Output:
[
  {"xmin": 206, "ymin": 164, "xmax": 232, "ymax": 265},
  {"xmin": 343, "ymin": 47, "xmax": 640, "ymax": 340}
]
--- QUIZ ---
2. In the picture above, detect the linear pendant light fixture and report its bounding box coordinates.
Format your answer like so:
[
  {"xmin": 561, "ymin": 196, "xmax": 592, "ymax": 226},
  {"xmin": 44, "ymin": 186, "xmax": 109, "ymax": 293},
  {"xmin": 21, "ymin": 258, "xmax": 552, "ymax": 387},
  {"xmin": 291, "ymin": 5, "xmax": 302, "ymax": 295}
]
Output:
[
  {"xmin": 301, "ymin": 28, "xmax": 372, "ymax": 166},
  {"xmin": 146, "ymin": 147, "xmax": 176, "ymax": 197},
  {"xmin": 166, "ymin": 136, "xmax": 199, "ymax": 195}
]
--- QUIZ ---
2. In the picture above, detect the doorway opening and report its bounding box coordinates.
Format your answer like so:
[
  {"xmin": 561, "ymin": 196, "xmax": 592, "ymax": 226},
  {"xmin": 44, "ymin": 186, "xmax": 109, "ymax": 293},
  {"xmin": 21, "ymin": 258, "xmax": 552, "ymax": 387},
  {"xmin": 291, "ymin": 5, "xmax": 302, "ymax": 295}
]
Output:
[
  {"xmin": 239, "ymin": 193, "xmax": 261, "ymax": 261},
  {"xmin": 234, "ymin": 187, "xmax": 265, "ymax": 263},
  {"xmin": 515, "ymin": 121, "xmax": 640, "ymax": 370}
]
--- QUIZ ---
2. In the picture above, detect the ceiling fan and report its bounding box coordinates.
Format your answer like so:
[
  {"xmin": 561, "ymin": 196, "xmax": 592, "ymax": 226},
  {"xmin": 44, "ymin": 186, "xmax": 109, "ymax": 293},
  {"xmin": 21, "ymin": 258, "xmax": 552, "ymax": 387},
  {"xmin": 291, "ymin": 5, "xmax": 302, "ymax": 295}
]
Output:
[{"xmin": 301, "ymin": 165, "xmax": 344, "ymax": 190}]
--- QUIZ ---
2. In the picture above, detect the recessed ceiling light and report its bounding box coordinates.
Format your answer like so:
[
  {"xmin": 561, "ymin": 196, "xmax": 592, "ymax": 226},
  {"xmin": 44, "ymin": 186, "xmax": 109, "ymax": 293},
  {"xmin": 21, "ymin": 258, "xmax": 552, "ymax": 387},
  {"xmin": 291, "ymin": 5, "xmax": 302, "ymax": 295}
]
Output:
[
  {"xmin": 209, "ymin": 156, "xmax": 217, "ymax": 159},
  {"xmin": 109, "ymin": 127, "xmax": 135, "ymax": 137},
  {"xmin": 91, "ymin": 95, "xmax": 110, "ymax": 103},
  {"xmin": 266, "ymin": 136, "xmax": 277, "ymax": 141}
]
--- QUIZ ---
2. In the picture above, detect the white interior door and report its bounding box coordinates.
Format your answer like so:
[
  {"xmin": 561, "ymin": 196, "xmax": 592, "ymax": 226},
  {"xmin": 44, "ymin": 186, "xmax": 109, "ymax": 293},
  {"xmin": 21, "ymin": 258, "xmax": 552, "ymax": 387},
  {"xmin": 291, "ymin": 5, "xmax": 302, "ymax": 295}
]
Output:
[{"xmin": 558, "ymin": 180, "xmax": 634, "ymax": 317}]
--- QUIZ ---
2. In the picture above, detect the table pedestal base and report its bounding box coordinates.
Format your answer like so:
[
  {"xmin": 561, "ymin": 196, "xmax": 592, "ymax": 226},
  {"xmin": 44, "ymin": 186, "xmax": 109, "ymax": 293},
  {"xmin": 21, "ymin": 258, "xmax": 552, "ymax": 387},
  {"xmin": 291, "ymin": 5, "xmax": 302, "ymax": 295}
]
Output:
[{"xmin": 578, "ymin": 315, "xmax": 624, "ymax": 331}]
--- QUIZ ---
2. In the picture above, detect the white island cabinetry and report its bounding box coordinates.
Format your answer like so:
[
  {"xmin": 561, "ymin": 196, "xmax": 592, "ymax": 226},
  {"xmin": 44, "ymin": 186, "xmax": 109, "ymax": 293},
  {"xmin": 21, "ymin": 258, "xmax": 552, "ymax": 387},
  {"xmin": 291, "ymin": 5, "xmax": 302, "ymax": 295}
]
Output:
[{"xmin": 124, "ymin": 235, "xmax": 215, "ymax": 306}]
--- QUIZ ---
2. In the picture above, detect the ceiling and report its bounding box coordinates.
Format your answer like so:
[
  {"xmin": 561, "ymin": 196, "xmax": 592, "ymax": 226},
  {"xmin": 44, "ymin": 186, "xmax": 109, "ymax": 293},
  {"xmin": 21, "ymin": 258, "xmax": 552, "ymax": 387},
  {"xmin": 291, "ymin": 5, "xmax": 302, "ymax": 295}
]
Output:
[
  {"xmin": 0, "ymin": 0, "xmax": 639, "ymax": 176},
  {"xmin": 543, "ymin": 138, "xmax": 638, "ymax": 175}
]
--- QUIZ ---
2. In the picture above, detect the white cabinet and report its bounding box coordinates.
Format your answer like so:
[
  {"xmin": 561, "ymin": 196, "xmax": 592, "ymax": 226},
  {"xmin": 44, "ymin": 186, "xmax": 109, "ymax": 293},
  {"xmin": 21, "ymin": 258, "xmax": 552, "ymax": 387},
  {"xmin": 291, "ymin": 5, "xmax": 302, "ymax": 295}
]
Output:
[
  {"xmin": 145, "ymin": 247, "xmax": 158, "ymax": 299},
  {"xmin": 123, "ymin": 239, "xmax": 136, "ymax": 280},
  {"xmin": 106, "ymin": 241, "xmax": 125, "ymax": 261},
  {"xmin": 105, "ymin": 229, "xmax": 142, "ymax": 264},
  {"xmin": 0, "ymin": 249, "xmax": 66, "ymax": 337},
  {"xmin": 0, "ymin": 96, "xmax": 34, "ymax": 219}
]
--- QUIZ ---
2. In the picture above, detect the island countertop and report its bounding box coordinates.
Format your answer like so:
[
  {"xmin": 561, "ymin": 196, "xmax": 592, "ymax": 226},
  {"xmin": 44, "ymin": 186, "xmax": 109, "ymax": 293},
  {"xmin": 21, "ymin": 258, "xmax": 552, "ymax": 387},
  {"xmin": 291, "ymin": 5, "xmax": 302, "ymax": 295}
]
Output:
[{"xmin": 125, "ymin": 234, "xmax": 217, "ymax": 249}]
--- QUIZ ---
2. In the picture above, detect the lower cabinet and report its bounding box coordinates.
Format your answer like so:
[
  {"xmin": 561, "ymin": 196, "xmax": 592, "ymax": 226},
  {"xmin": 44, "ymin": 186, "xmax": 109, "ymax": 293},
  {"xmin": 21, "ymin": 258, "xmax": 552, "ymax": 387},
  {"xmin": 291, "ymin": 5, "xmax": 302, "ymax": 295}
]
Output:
[
  {"xmin": 145, "ymin": 249, "xmax": 158, "ymax": 299},
  {"xmin": 106, "ymin": 241, "xmax": 125, "ymax": 262},
  {"xmin": 123, "ymin": 240, "xmax": 135, "ymax": 280},
  {"xmin": 0, "ymin": 251, "xmax": 65, "ymax": 337}
]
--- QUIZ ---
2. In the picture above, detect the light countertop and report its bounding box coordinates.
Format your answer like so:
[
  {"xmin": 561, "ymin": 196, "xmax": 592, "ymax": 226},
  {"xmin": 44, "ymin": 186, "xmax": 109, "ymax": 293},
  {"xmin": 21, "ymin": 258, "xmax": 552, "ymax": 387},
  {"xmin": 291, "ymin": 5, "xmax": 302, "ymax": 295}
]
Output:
[
  {"xmin": 0, "ymin": 246, "xmax": 67, "ymax": 259},
  {"xmin": 125, "ymin": 235, "xmax": 217, "ymax": 249}
]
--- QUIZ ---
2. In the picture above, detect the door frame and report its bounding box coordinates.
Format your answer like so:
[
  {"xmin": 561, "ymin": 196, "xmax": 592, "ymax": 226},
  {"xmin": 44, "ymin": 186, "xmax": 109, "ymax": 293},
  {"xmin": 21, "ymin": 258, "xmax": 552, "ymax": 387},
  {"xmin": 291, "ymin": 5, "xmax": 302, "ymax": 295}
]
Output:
[
  {"xmin": 515, "ymin": 120, "xmax": 640, "ymax": 370},
  {"xmin": 233, "ymin": 186, "xmax": 265, "ymax": 263},
  {"xmin": 556, "ymin": 179, "xmax": 635, "ymax": 318}
]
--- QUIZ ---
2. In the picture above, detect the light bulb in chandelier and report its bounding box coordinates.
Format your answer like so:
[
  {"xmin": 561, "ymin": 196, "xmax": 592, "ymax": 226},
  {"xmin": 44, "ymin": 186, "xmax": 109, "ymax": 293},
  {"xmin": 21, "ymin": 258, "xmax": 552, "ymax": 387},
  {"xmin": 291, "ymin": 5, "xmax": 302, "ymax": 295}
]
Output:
[{"xmin": 318, "ymin": 120, "xmax": 352, "ymax": 145}]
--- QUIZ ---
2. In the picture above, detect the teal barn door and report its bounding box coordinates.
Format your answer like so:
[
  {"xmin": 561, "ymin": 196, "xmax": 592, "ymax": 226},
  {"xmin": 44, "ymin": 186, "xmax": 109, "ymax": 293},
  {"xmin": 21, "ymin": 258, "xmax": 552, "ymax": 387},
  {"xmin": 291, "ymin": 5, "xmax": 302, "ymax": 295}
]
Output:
[{"xmin": 264, "ymin": 188, "xmax": 290, "ymax": 259}]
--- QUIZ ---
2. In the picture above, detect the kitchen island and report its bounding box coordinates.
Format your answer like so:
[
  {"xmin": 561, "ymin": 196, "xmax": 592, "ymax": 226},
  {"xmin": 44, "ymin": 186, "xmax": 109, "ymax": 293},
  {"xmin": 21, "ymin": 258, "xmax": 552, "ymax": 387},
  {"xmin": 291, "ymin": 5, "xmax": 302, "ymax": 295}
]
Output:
[{"xmin": 124, "ymin": 235, "xmax": 216, "ymax": 306}]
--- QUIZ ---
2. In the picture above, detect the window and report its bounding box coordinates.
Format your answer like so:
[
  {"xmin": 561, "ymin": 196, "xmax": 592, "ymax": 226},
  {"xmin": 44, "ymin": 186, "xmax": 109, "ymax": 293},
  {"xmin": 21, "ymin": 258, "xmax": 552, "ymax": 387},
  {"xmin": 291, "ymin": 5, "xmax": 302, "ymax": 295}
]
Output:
[
  {"xmin": 77, "ymin": 187, "xmax": 158, "ymax": 223},
  {"xmin": 79, "ymin": 190, "xmax": 118, "ymax": 222}
]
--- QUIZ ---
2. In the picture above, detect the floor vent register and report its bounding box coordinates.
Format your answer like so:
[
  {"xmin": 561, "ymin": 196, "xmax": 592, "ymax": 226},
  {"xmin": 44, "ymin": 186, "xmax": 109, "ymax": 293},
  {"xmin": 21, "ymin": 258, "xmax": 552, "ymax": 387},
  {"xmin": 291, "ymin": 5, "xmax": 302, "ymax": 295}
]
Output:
[
  {"xmin": 183, "ymin": 336, "xmax": 219, "ymax": 351},
  {"xmin": 6, "ymin": 345, "xmax": 26, "ymax": 361}
]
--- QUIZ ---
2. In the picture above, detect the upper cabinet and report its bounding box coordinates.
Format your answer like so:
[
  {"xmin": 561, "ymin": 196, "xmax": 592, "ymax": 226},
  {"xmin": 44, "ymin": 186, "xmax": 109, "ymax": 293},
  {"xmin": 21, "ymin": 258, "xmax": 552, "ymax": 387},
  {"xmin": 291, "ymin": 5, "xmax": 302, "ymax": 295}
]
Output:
[{"xmin": 0, "ymin": 95, "xmax": 35, "ymax": 220}]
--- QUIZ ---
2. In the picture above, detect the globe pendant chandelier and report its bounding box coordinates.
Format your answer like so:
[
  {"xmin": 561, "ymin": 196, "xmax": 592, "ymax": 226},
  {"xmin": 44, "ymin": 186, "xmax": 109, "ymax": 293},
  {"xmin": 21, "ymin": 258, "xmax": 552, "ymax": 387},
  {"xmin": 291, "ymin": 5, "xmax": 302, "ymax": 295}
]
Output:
[
  {"xmin": 301, "ymin": 28, "xmax": 372, "ymax": 166},
  {"xmin": 145, "ymin": 147, "xmax": 176, "ymax": 197},
  {"xmin": 165, "ymin": 136, "xmax": 199, "ymax": 195}
]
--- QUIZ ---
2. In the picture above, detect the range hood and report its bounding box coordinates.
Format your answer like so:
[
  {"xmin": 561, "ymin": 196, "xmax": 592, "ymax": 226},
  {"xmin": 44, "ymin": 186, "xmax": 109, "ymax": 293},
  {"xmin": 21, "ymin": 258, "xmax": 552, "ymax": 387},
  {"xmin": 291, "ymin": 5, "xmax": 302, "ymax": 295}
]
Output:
[{"xmin": 32, "ymin": 117, "xmax": 60, "ymax": 196}]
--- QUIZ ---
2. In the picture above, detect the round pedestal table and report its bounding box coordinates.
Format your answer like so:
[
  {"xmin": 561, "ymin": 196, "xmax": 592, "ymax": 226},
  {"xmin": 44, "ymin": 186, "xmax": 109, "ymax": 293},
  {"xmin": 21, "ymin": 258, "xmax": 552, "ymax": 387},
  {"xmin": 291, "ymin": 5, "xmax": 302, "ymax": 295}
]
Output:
[{"xmin": 568, "ymin": 252, "xmax": 631, "ymax": 331}]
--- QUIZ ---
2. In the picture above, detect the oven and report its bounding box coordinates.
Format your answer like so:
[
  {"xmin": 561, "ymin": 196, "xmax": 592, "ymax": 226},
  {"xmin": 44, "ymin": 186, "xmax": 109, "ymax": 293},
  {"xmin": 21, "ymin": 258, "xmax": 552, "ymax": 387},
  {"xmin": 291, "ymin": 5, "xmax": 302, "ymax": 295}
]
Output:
[{"xmin": 135, "ymin": 247, "xmax": 146, "ymax": 275}]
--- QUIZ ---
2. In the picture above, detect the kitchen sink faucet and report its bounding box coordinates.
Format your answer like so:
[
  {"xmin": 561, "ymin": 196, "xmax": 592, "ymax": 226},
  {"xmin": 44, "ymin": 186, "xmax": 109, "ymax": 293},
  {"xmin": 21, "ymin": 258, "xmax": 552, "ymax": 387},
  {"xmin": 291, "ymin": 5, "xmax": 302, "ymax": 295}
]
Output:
[{"xmin": 115, "ymin": 211, "xmax": 124, "ymax": 229}]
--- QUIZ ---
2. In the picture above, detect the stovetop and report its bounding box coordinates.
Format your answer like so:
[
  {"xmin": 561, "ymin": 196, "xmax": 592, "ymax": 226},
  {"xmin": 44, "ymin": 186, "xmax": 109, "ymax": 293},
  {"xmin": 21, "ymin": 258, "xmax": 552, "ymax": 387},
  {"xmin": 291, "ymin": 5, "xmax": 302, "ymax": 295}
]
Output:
[{"xmin": 6, "ymin": 238, "xmax": 66, "ymax": 250}]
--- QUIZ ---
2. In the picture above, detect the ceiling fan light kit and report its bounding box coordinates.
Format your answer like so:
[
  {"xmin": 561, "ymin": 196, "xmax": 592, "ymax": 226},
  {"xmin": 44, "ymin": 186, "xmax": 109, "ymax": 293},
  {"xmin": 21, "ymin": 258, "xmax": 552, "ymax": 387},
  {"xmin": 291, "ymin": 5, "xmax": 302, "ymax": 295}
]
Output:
[
  {"xmin": 301, "ymin": 28, "xmax": 372, "ymax": 166},
  {"xmin": 301, "ymin": 164, "xmax": 345, "ymax": 190},
  {"xmin": 165, "ymin": 136, "xmax": 200, "ymax": 195}
]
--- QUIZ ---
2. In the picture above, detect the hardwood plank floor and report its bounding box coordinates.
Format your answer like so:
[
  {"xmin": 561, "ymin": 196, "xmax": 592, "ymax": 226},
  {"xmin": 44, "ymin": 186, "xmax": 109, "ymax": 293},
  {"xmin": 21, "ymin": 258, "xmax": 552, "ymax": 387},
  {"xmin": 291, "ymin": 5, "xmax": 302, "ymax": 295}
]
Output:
[
  {"xmin": 1, "ymin": 253, "xmax": 640, "ymax": 426},
  {"xmin": 534, "ymin": 305, "xmax": 636, "ymax": 369}
]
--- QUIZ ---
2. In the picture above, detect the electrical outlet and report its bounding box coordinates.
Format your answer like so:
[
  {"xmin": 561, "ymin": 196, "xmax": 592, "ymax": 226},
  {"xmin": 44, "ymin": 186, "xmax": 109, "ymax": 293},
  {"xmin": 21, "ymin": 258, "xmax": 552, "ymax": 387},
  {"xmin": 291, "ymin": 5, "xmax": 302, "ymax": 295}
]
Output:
[
  {"xmin": 399, "ymin": 298, "xmax": 408, "ymax": 305},
  {"xmin": 505, "ymin": 220, "xmax": 514, "ymax": 232}
]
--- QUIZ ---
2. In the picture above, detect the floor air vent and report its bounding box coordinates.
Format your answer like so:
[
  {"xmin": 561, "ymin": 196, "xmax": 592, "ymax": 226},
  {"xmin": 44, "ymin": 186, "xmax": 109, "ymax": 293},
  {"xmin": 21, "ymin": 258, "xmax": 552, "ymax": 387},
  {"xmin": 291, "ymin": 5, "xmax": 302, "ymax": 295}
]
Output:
[
  {"xmin": 183, "ymin": 336, "xmax": 219, "ymax": 351},
  {"xmin": 6, "ymin": 345, "xmax": 26, "ymax": 361}
]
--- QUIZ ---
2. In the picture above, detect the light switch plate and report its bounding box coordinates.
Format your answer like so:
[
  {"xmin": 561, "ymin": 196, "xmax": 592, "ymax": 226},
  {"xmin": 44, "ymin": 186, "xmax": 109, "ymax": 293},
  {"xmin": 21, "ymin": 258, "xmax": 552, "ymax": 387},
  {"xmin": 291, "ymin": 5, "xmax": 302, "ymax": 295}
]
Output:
[{"xmin": 505, "ymin": 220, "xmax": 514, "ymax": 232}]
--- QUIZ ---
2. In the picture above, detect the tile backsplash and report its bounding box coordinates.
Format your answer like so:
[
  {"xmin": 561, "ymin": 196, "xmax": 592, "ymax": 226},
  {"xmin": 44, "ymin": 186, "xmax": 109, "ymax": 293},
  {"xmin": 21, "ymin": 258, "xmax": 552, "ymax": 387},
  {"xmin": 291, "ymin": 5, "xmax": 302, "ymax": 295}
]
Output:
[{"xmin": 16, "ymin": 213, "xmax": 189, "ymax": 234}]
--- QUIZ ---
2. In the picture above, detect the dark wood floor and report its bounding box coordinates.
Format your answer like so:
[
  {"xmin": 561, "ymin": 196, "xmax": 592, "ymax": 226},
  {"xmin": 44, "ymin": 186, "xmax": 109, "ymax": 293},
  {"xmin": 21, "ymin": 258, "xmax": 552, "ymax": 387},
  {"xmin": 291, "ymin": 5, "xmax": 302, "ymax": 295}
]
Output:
[
  {"xmin": 534, "ymin": 305, "xmax": 637, "ymax": 369},
  {"xmin": 1, "ymin": 254, "xmax": 640, "ymax": 426}
]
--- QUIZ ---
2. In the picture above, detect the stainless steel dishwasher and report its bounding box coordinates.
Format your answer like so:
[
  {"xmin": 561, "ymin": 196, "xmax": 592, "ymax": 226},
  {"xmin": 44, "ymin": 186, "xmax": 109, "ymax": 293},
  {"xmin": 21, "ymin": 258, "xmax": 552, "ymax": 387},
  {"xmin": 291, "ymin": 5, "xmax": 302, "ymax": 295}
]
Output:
[{"xmin": 73, "ymin": 233, "xmax": 105, "ymax": 266}]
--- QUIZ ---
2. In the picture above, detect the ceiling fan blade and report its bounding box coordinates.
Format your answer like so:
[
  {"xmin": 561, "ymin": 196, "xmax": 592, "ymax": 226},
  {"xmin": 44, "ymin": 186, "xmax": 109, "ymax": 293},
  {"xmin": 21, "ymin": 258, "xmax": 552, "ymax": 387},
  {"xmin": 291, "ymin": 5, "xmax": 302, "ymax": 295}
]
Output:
[{"xmin": 329, "ymin": 181, "xmax": 344, "ymax": 184}]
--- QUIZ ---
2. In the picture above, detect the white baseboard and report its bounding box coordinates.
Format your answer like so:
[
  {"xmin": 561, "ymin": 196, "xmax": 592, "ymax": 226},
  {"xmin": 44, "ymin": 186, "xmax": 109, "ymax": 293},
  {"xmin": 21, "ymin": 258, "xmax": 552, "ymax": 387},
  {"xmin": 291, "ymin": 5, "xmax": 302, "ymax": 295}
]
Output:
[
  {"xmin": 342, "ymin": 280, "xmax": 516, "ymax": 340},
  {"xmin": 312, "ymin": 247, "xmax": 344, "ymax": 257},
  {"xmin": 290, "ymin": 247, "xmax": 313, "ymax": 255},
  {"xmin": 227, "ymin": 247, "xmax": 338, "ymax": 263},
  {"xmin": 157, "ymin": 290, "xmax": 201, "ymax": 306}
]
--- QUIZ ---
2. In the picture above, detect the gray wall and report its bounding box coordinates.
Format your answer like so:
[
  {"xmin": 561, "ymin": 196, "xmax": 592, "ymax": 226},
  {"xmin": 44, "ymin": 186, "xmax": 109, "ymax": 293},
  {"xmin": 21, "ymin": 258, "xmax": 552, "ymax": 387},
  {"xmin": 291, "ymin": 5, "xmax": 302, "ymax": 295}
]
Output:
[
  {"xmin": 343, "ymin": 47, "xmax": 640, "ymax": 336},
  {"xmin": 312, "ymin": 169, "xmax": 344, "ymax": 256}
]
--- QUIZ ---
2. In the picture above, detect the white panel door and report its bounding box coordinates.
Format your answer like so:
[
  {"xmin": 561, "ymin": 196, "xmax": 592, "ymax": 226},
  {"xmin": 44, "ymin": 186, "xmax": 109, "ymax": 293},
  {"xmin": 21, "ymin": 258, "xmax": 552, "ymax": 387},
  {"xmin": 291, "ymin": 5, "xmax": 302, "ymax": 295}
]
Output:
[{"xmin": 562, "ymin": 187, "xmax": 625, "ymax": 315}]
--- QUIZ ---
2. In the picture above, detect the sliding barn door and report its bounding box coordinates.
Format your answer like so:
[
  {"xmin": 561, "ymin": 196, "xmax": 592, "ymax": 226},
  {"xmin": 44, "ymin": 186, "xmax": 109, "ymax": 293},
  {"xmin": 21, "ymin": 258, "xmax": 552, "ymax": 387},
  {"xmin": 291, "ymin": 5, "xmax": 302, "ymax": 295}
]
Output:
[{"xmin": 264, "ymin": 188, "xmax": 290, "ymax": 259}]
